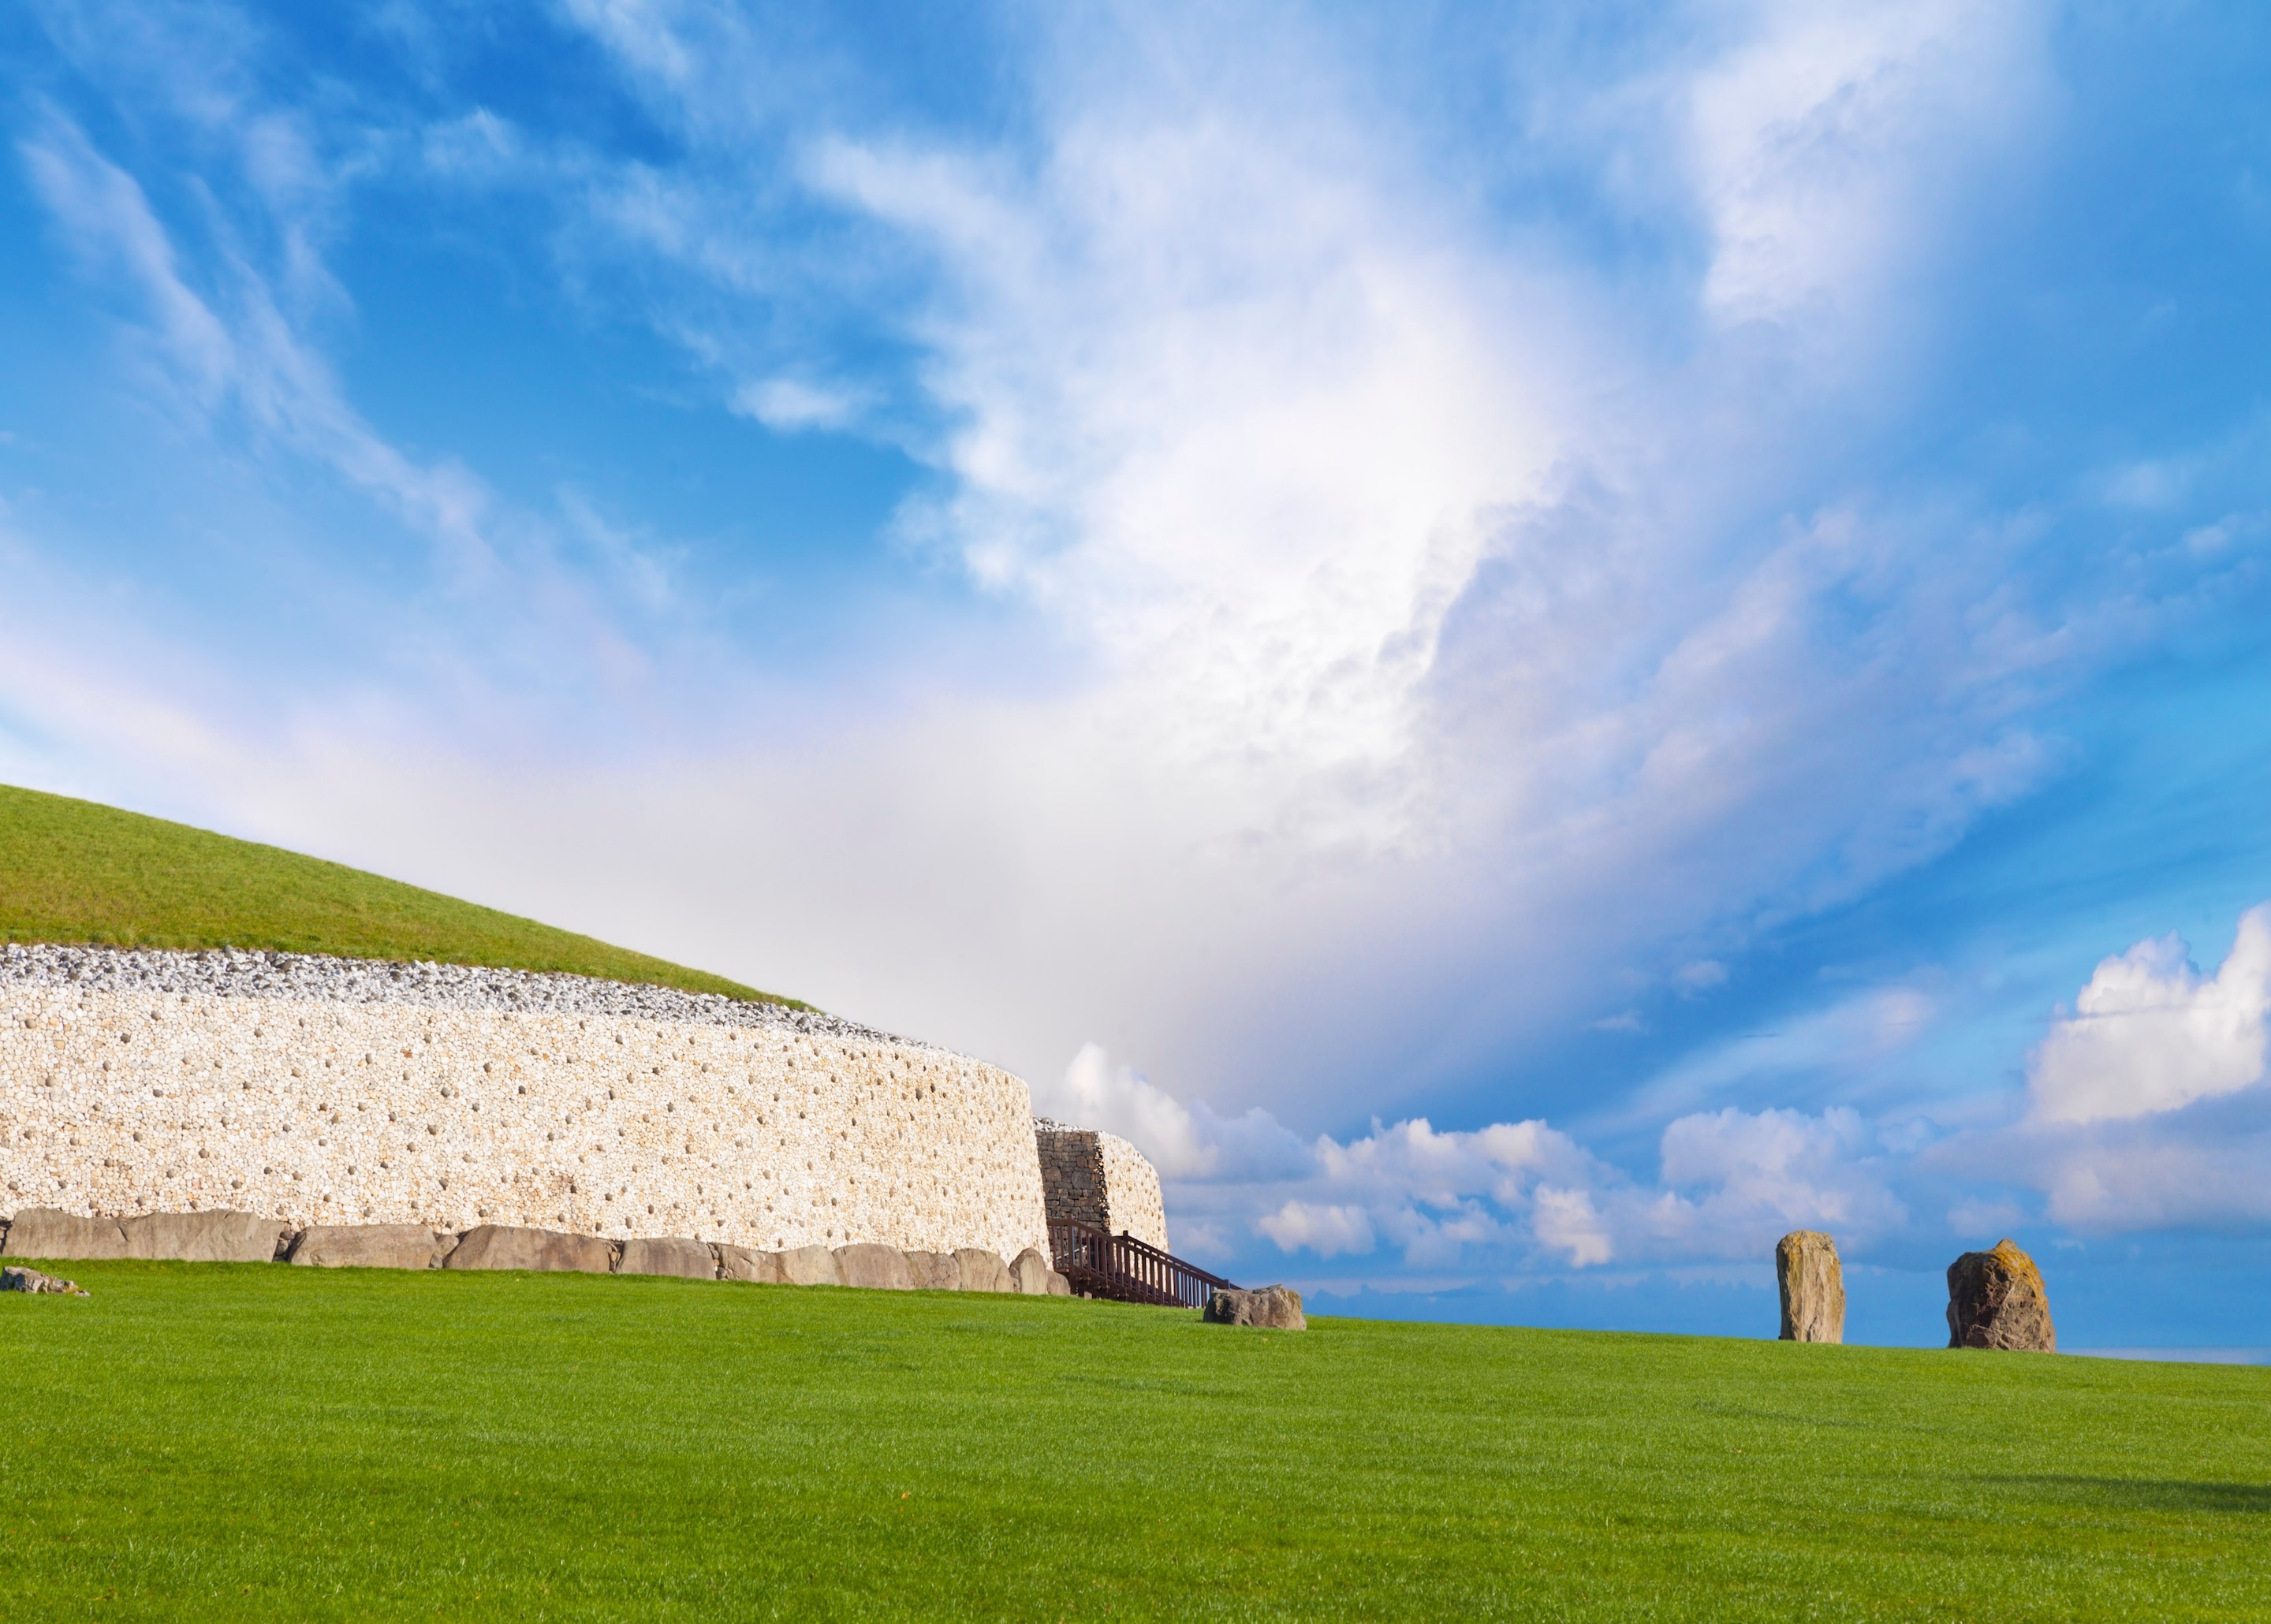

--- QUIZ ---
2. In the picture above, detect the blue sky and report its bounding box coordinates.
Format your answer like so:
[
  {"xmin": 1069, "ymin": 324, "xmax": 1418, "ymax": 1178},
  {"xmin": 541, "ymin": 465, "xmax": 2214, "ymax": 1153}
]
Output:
[{"xmin": 5, "ymin": 2, "xmax": 2270, "ymax": 1347}]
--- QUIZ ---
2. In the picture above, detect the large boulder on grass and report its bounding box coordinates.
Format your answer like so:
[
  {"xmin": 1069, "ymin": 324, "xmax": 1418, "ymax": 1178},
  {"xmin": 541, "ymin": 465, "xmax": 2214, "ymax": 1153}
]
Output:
[
  {"xmin": 1206, "ymin": 1284, "xmax": 1306, "ymax": 1329},
  {"xmin": 289, "ymin": 1224, "xmax": 452, "ymax": 1270},
  {"xmin": 833, "ymin": 1243, "xmax": 913, "ymax": 1290},
  {"xmin": 954, "ymin": 1249, "xmax": 1014, "ymax": 1293},
  {"xmin": 1947, "ymin": 1238, "xmax": 2057, "ymax": 1351},
  {"xmin": 618, "ymin": 1237, "xmax": 718, "ymax": 1279},
  {"xmin": 445, "ymin": 1225, "xmax": 615, "ymax": 1274},
  {"xmin": 1776, "ymin": 1231, "xmax": 1845, "ymax": 1343}
]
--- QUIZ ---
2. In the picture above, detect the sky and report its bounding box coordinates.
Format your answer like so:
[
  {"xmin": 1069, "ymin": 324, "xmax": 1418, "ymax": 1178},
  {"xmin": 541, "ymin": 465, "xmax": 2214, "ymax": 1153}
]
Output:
[{"xmin": 4, "ymin": 1, "xmax": 2270, "ymax": 1348}]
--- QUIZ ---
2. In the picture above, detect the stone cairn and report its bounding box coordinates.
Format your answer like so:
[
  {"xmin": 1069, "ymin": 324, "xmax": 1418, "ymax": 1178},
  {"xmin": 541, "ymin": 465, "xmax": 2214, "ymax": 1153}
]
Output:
[
  {"xmin": 1945, "ymin": 1238, "xmax": 2056, "ymax": 1351},
  {"xmin": 1775, "ymin": 1230, "xmax": 1844, "ymax": 1343}
]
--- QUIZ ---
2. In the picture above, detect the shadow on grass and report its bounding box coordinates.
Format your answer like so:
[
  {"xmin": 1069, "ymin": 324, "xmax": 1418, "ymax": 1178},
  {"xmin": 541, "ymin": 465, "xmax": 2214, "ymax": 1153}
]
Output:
[{"xmin": 1984, "ymin": 1477, "xmax": 2271, "ymax": 1514}]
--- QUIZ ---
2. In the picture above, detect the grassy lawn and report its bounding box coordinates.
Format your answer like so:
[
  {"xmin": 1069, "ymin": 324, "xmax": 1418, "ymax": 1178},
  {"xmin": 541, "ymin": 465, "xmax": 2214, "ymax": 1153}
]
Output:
[
  {"xmin": 0, "ymin": 784, "xmax": 789, "ymax": 1004},
  {"xmin": 0, "ymin": 1265, "xmax": 2265, "ymax": 1620}
]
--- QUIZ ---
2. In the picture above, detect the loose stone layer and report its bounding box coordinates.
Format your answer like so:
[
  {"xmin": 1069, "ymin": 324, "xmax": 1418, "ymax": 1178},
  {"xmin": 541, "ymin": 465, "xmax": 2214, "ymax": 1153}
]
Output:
[{"xmin": 0, "ymin": 947, "xmax": 1049, "ymax": 1263}]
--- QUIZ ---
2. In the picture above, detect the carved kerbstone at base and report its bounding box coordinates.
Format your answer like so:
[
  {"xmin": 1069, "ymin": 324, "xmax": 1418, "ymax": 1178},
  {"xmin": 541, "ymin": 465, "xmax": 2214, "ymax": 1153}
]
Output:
[
  {"xmin": 0, "ymin": 1208, "xmax": 290, "ymax": 1264},
  {"xmin": 904, "ymin": 1250, "xmax": 961, "ymax": 1290},
  {"xmin": 1776, "ymin": 1230, "xmax": 1845, "ymax": 1343},
  {"xmin": 955, "ymin": 1248, "xmax": 1013, "ymax": 1293},
  {"xmin": 1008, "ymin": 1246, "xmax": 1061, "ymax": 1294},
  {"xmin": 289, "ymin": 1224, "xmax": 452, "ymax": 1270},
  {"xmin": 1947, "ymin": 1238, "xmax": 2056, "ymax": 1351},
  {"xmin": 778, "ymin": 1244, "xmax": 841, "ymax": 1287},
  {"xmin": 718, "ymin": 1244, "xmax": 785, "ymax": 1283},
  {"xmin": 445, "ymin": 1225, "xmax": 616, "ymax": 1274},
  {"xmin": 1206, "ymin": 1285, "xmax": 1306, "ymax": 1329},
  {"xmin": 834, "ymin": 1242, "xmax": 913, "ymax": 1290},
  {"xmin": 619, "ymin": 1236, "xmax": 718, "ymax": 1279}
]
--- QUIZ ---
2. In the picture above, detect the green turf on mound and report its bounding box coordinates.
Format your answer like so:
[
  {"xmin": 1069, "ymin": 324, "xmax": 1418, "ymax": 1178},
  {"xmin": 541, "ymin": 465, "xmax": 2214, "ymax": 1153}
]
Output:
[
  {"xmin": 0, "ymin": 782, "xmax": 791, "ymax": 1004},
  {"xmin": 1, "ymin": 1264, "xmax": 2266, "ymax": 1620}
]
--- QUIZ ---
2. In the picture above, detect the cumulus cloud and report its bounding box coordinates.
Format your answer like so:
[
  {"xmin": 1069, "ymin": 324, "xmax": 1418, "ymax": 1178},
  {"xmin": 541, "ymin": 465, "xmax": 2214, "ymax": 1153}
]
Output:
[
  {"xmin": 2029, "ymin": 906, "xmax": 2271, "ymax": 1124},
  {"xmin": 1258, "ymin": 1201, "xmax": 1374, "ymax": 1258},
  {"xmin": 1650, "ymin": 1106, "xmax": 1906, "ymax": 1253}
]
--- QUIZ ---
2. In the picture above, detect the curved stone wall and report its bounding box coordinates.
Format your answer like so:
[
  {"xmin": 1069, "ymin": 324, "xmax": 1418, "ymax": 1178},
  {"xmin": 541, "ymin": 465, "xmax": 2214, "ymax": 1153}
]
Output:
[{"xmin": 0, "ymin": 948, "xmax": 1050, "ymax": 1263}]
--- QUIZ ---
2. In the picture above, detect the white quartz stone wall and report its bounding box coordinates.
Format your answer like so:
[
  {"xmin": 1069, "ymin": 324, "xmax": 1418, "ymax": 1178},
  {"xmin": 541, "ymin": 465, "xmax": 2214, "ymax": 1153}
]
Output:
[
  {"xmin": 1094, "ymin": 1130, "xmax": 1169, "ymax": 1252},
  {"xmin": 0, "ymin": 984, "xmax": 1050, "ymax": 1262}
]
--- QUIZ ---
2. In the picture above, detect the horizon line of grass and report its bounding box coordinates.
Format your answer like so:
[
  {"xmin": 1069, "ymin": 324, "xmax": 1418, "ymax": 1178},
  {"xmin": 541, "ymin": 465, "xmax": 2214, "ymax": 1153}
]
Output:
[{"xmin": 0, "ymin": 782, "xmax": 800, "ymax": 1006}]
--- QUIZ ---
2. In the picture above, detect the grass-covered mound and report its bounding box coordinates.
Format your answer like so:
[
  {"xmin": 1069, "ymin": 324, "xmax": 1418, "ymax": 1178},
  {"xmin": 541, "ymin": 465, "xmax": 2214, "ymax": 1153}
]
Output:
[
  {"xmin": 0, "ymin": 782, "xmax": 789, "ymax": 1004},
  {"xmin": 2, "ymin": 1264, "xmax": 2265, "ymax": 1620}
]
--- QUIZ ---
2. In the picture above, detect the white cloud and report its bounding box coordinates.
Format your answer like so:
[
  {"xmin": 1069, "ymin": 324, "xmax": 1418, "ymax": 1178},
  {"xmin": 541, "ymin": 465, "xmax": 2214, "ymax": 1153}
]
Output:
[
  {"xmin": 2029, "ymin": 906, "xmax": 2271, "ymax": 1124},
  {"xmin": 1650, "ymin": 1105, "xmax": 1906, "ymax": 1253},
  {"xmin": 730, "ymin": 376, "xmax": 869, "ymax": 432},
  {"xmin": 1687, "ymin": 0, "xmax": 2049, "ymax": 336},
  {"xmin": 1258, "ymin": 1201, "xmax": 1374, "ymax": 1258}
]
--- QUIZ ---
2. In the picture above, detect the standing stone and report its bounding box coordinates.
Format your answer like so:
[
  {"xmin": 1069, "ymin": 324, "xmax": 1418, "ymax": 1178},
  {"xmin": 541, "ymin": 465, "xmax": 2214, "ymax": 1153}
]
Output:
[
  {"xmin": 1947, "ymin": 1238, "xmax": 2057, "ymax": 1351},
  {"xmin": 1205, "ymin": 1285, "xmax": 1306, "ymax": 1329},
  {"xmin": 1776, "ymin": 1231, "xmax": 1845, "ymax": 1343},
  {"xmin": 617, "ymin": 1236, "xmax": 719, "ymax": 1279}
]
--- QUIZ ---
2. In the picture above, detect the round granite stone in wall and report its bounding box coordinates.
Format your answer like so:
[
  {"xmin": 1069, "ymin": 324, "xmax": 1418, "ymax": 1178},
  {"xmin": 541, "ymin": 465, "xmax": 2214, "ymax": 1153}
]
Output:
[{"xmin": 0, "ymin": 946, "xmax": 1050, "ymax": 1263}]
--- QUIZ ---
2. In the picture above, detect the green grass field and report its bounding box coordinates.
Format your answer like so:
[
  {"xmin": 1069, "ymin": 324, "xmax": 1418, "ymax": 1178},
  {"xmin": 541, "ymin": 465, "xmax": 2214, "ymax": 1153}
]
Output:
[
  {"xmin": 2, "ymin": 1265, "xmax": 2265, "ymax": 1620},
  {"xmin": 0, "ymin": 783, "xmax": 789, "ymax": 1004}
]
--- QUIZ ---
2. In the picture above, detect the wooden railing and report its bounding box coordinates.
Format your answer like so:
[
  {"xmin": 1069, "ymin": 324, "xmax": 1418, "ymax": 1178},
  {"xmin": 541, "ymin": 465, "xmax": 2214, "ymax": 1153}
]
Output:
[{"xmin": 1048, "ymin": 1219, "xmax": 1234, "ymax": 1309}]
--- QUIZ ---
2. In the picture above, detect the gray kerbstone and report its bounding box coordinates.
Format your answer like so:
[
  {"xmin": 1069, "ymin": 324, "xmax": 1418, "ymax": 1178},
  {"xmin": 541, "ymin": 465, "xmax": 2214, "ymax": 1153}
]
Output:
[
  {"xmin": 834, "ymin": 1242, "xmax": 913, "ymax": 1290},
  {"xmin": 1205, "ymin": 1284, "xmax": 1306, "ymax": 1329},
  {"xmin": 954, "ymin": 1248, "xmax": 1013, "ymax": 1293},
  {"xmin": 1045, "ymin": 1268, "xmax": 1072, "ymax": 1296},
  {"xmin": 619, "ymin": 1236, "xmax": 720, "ymax": 1279},
  {"xmin": 904, "ymin": 1250, "xmax": 961, "ymax": 1291},
  {"xmin": 1776, "ymin": 1230, "xmax": 1845, "ymax": 1343},
  {"xmin": 1, "ymin": 1209, "xmax": 129, "ymax": 1259},
  {"xmin": 1009, "ymin": 1246, "xmax": 1057, "ymax": 1295},
  {"xmin": 444, "ymin": 1224, "xmax": 617, "ymax": 1274},
  {"xmin": 778, "ymin": 1244, "xmax": 841, "ymax": 1287},
  {"xmin": 718, "ymin": 1245, "xmax": 787, "ymax": 1284},
  {"xmin": 2, "ymin": 1264, "xmax": 87, "ymax": 1295},
  {"xmin": 120, "ymin": 1210, "xmax": 296, "ymax": 1263},
  {"xmin": 289, "ymin": 1224, "xmax": 451, "ymax": 1270}
]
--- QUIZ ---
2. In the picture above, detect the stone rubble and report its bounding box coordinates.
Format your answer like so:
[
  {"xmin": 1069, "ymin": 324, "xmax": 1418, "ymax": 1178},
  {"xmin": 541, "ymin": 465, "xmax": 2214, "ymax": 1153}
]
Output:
[{"xmin": 2, "ymin": 1263, "xmax": 87, "ymax": 1295}]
